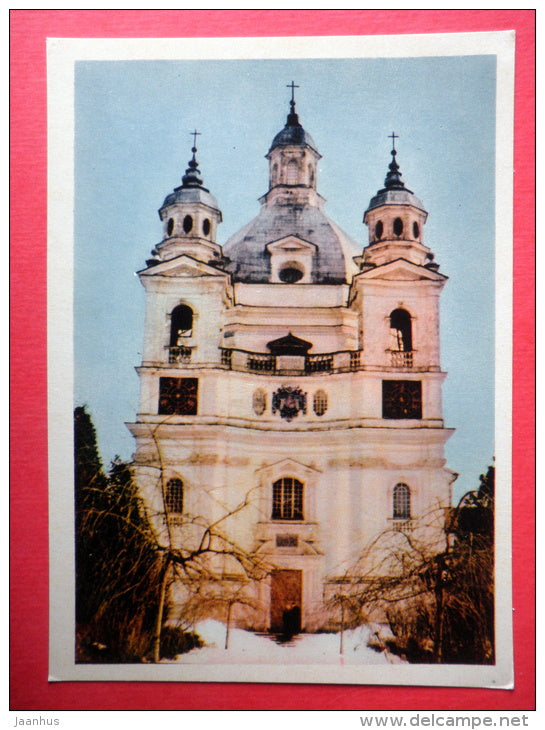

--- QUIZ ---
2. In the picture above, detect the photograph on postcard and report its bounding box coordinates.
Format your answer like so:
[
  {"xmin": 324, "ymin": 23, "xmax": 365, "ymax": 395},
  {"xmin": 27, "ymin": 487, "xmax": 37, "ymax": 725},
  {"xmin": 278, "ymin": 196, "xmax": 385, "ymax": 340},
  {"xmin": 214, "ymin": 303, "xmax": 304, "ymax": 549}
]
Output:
[{"xmin": 47, "ymin": 32, "xmax": 514, "ymax": 685}]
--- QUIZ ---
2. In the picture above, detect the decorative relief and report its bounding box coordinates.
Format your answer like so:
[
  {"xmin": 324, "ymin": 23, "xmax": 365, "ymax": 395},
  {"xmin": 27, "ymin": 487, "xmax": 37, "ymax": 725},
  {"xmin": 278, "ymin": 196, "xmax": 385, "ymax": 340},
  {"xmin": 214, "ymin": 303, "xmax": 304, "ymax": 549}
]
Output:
[
  {"xmin": 271, "ymin": 386, "xmax": 307, "ymax": 422},
  {"xmin": 252, "ymin": 388, "xmax": 267, "ymax": 415}
]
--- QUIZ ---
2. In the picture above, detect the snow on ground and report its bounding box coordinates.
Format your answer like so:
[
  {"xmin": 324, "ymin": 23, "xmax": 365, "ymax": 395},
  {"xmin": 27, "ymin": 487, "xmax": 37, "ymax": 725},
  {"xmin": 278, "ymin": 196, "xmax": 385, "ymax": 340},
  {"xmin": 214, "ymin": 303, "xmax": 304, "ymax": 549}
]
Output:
[{"xmin": 171, "ymin": 620, "xmax": 403, "ymax": 665}]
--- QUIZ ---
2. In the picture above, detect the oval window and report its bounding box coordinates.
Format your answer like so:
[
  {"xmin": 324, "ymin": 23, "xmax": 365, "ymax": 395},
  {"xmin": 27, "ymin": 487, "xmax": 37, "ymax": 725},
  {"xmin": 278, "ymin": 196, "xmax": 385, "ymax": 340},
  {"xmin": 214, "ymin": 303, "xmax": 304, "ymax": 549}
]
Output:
[
  {"xmin": 167, "ymin": 218, "xmax": 174, "ymax": 236},
  {"xmin": 375, "ymin": 220, "xmax": 383, "ymax": 240},
  {"xmin": 252, "ymin": 389, "xmax": 267, "ymax": 416},
  {"xmin": 183, "ymin": 215, "xmax": 193, "ymax": 234},
  {"xmin": 413, "ymin": 221, "xmax": 420, "ymax": 239},
  {"xmin": 279, "ymin": 267, "xmax": 304, "ymax": 283},
  {"xmin": 393, "ymin": 217, "xmax": 403, "ymax": 236},
  {"xmin": 202, "ymin": 218, "xmax": 211, "ymax": 236},
  {"xmin": 313, "ymin": 390, "xmax": 328, "ymax": 417}
]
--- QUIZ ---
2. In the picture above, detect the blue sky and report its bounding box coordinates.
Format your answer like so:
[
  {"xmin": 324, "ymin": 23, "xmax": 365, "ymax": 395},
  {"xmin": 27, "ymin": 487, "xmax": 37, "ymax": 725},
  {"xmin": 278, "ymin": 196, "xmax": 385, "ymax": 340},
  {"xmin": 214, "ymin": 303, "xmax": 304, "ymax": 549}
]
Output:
[{"xmin": 74, "ymin": 54, "xmax": 496, "ymax": 502}]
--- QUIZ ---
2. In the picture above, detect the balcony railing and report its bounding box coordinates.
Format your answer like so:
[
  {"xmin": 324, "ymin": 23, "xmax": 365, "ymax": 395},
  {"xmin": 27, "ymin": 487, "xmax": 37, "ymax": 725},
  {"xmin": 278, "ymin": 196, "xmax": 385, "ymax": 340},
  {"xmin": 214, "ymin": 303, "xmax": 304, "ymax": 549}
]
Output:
[
  {"xmin": 392, "ymin": 519, "xmax": 416, "ymax": 534},
  {"xmin": 246, "ymin": 352, "xmax": 275, "ymax": 372},
  {"xmin": 167, "ymin": 346, "xmax": 192, "ymax": 364},
  {"xmin": 305, "ymin": 354, "xmax": 334, "ymax": 373},
  {"xmin": 220, "ymin": 348, "xmax": 363, "ymax": 375},
  {"xmin": 390, "ymin": 350, "xmax": 413, "ymax": 368}
]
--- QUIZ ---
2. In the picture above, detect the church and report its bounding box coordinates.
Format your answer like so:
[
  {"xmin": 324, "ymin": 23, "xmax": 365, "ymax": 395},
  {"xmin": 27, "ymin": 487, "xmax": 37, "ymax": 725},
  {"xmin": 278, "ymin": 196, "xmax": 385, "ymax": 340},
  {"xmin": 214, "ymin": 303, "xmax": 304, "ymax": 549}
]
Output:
[{"xmin": 127, "ymin": 86, "xmax": 455, "ymax": 633}]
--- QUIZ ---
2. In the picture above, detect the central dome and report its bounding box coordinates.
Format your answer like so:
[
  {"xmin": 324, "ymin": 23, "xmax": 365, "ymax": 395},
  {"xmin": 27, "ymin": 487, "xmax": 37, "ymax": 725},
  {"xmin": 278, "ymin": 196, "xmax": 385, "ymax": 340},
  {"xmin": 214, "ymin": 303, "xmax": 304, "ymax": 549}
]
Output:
[
  {"xmin": 223, "ymin": 200, "xmax": 359, "ymax": 284},
  {"xmin": 223, "ymin": 89, "xmax": 359, "ymax": 284}
]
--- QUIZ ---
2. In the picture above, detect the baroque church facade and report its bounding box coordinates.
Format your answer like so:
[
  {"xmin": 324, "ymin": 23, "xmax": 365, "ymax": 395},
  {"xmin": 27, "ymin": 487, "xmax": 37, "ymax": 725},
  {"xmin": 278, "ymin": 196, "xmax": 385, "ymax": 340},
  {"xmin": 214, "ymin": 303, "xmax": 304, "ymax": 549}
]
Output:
[{"xmin": 128, "ymin": 89, "xmax": 455, "ymax": 632}]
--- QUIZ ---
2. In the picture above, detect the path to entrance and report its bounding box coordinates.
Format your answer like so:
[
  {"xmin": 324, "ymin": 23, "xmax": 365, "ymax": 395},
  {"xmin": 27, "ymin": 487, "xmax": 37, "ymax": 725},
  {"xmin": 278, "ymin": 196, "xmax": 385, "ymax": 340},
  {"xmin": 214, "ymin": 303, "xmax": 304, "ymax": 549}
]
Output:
[{"xmin": 171, "ymin": 620, "xmax": 402, "ymax": 665}]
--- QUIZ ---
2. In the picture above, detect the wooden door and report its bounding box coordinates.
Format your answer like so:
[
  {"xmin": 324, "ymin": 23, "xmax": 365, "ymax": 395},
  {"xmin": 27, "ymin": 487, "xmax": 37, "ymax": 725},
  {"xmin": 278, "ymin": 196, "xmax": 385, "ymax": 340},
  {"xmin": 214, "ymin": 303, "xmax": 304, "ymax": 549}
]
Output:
[{"xmin": 270, "ymin": 569, "xmax": 302, "ymax": 633}]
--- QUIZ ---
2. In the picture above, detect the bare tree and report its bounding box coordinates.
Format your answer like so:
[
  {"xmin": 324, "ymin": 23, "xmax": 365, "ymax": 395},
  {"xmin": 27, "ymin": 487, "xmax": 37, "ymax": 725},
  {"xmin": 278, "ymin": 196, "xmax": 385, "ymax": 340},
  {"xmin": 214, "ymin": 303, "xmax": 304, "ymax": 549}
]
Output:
[
  {"xmin": 76, "ymin": 407, "xmax": 272, "ymax": 662},
  {"xmin": 326, "ymin": 469, "xmax": 495, "ymax": 664},
  {"xmin": 134, "ymin": 419, "xmax": 272, "ymax": 661}
]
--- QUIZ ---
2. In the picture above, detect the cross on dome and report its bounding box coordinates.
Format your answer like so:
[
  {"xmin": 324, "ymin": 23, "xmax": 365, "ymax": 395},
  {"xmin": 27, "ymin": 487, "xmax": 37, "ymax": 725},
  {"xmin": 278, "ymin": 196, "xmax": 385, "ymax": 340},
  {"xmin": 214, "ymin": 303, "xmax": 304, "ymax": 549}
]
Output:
[
  {"xmin": 389, "ymin": 131, "xmax": 399, "ymax": 154},
  {"xmin": 190, "ymin": 128, "xmax": 201, "ymax": 152}
]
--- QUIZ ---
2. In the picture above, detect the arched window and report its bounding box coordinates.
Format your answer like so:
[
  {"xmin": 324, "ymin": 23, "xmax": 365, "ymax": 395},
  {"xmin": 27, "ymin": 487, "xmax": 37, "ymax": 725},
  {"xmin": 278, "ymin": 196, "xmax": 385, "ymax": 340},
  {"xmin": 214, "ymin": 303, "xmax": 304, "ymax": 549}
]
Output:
[
  {"xmin": 375, "ymin": 220, "xmax": 383, "ymax": 240},
  {"xmin": 393, "ymin": 483, "xmax": 411, "ymax": 519},
  {"xmin": 286, "ymin": 160, "xmax": 298, "ymax": 185},
  {"xmin": 170, "ymin": 304, "xmax": 193, "ymax": 345},
  {"xmin": 393, "ymin": 217, "xmax": 403, "ymax": 236},
  {"xmin": 202, "ymin": 218, "xmax": 211, "ymax": 236},
  {"xmin": 167, "ymin": 218, "xmax": 174, "ymax": 236},
  {"xmin": 413, "ymin": 221, "xmax": 420, "ymax": 239},
  {"xmin": 389, "ymin": 308, "xmax": 412, "ymax": 352},
  {"xmin": 308, "ymin": 164, "xmax": 315, "ymax": 187},
  {"xmin": 272, "ymin": 163, "xmax": 278, "ymax": 184},
  {"xmin": 165, "ymin": 478, "xmax": 184, "ymax": 513},
  {"xmin": 272, "ymin": 477, "xmax": 303, "ymax": 520}
]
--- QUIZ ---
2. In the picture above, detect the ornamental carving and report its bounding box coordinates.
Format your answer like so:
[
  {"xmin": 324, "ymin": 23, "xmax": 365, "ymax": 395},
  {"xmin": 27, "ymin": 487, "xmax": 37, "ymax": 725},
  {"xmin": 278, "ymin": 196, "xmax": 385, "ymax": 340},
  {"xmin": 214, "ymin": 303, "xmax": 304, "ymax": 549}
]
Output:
[
  {"xmin": 272, "ymin": 386, "xmax": 307, "ymax": 422},
  {"xmin": 252, "ymin": 388, "xmax": 267, "ymax": 416}
]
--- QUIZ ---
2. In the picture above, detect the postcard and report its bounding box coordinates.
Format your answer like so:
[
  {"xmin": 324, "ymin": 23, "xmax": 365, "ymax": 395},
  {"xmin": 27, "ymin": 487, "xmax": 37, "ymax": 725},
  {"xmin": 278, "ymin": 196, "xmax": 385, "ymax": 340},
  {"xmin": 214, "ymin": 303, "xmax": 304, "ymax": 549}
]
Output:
[{"xmin": 47, "ymin": 30, "xmax": 514, "ymax": 686}]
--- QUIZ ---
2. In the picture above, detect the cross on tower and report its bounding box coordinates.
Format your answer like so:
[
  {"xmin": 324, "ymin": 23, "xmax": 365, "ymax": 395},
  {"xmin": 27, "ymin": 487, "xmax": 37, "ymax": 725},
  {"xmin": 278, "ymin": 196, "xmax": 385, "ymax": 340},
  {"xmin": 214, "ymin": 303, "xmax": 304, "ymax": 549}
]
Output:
[
  {"xmin": 190, "ymin": 129, "xmax": 201, "ymax": 150},
  {"xmin": 287, "ymin": 81, "xmax": 299, "ymax": 108},
  {"xmin": 389, "ymin": 131, "xmax": 399, "ymax": 152}
]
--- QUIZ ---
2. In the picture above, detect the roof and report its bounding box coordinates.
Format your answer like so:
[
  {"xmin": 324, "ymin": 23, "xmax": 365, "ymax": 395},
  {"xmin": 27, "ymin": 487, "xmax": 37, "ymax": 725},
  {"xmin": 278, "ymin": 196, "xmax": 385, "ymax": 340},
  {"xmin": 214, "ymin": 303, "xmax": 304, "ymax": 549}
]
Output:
[
  {"xmin": 268, "ymin": 106, "xmax": 319, "ymax": 155},
  {"xmin": 223, "ymin": 203, "xmax": 360, "ymax": 284}
]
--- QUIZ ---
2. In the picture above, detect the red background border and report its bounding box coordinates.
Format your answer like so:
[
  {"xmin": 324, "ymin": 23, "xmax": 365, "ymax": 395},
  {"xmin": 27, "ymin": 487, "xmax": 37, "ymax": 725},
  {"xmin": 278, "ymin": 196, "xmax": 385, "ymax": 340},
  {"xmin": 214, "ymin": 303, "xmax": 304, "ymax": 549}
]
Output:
[{"xmin": 10, "ymin": 10, "xmax": 535, "ymax": 711}]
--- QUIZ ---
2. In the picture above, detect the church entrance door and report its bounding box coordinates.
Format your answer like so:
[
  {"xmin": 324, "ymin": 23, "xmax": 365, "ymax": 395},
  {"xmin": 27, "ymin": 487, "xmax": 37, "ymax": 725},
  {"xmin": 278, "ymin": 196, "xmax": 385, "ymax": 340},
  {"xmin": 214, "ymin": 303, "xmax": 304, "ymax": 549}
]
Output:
[{"xmin": 270, "ymin": 569, "xmax": 302, "ymax": 634}]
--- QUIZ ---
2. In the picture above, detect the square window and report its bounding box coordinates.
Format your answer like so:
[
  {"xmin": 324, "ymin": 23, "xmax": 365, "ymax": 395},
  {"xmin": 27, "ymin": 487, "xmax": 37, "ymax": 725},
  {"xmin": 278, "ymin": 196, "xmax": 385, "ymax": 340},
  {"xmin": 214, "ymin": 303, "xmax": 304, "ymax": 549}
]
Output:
[
  {"xmin": 158, "ymin": 377, "xmax": 198, "ymax": 415},
  {"xmin": 382, "ymin": 380, "xmax": 422, "ymax": 419}
]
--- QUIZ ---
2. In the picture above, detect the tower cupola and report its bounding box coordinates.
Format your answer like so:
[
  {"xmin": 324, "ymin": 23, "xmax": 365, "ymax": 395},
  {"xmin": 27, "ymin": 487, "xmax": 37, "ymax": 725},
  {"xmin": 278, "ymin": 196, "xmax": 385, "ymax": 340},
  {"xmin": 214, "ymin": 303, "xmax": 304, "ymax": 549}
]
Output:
[
  {"xmin": 150, "ymin": 132, "xmax": 223, "ymax": 265},
  {"xmin": 361, "ymin": 134, "xmax": 437, "ymax": 270},
  {"xmin": 263, "ymin": 82, "xmax": 322, "ymax": 207}
]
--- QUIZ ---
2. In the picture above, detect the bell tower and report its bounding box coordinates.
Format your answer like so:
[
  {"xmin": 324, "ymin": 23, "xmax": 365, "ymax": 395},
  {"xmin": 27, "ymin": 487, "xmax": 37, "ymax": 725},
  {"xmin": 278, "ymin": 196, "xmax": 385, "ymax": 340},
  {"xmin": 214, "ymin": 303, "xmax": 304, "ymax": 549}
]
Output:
[
  {"xmin": 148, "ymin": 131, "xmax": 223, "ymax": 266},
  {"xmin": 360, "ymin": 133, "xmax": 437, "ymax": 271},
  {"xmin": 351, "ymin": 133, "xmax": 449, "ymax": 413}
]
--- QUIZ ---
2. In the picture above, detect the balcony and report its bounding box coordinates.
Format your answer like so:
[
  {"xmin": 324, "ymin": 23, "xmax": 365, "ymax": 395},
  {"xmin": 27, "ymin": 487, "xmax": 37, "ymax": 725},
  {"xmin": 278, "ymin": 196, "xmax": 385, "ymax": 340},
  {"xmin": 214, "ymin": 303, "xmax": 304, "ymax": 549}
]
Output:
[
  {"xmin": 390, "ymin": 350, "xmax": 413, "ymax": 368},
  {"xmin": 167, "ymin": 346, "xmax": 192, "ymax": 364},
  {"xmin": 220, "ymin": 348, "xmax": 362, "ymax": 376},
  {"xmin": 392, "ymin": 519, "xmax": 416, "ymax": 534}
]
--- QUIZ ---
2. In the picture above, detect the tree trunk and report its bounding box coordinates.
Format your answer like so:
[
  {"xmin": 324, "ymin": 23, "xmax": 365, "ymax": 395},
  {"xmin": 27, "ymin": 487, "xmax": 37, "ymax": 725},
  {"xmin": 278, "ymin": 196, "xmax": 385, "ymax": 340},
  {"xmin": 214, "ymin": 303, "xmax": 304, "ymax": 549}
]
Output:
[
  {"xmin": 225, "ymin": 602, "xmax": 233, "ymax": 649},
  {"xmin": 153, "ymin": 553, "xmax": 171, "ymax": 663},
  {"xmin": 340, "ymin": 599, "xmax": 345, "ymax": 655},
  {"xmin": 433, "ymin": 559, "xmax": 444, "ymax": 663}
]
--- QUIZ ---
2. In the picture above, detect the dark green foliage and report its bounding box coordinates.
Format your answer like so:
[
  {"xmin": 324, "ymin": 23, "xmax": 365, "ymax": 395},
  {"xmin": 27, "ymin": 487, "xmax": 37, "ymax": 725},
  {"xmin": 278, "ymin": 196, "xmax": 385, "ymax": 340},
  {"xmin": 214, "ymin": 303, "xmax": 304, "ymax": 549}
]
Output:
[
  {"xmin": 159, "ymin": 626, "xmax": 203, "ymax": 659},
  {"xmin": 74, "ymin": 406, "xmax": 163, "ymax": 662},
  {"xmin": 440, "ymin": 464, "xmax": 495, "ymax": 664}
]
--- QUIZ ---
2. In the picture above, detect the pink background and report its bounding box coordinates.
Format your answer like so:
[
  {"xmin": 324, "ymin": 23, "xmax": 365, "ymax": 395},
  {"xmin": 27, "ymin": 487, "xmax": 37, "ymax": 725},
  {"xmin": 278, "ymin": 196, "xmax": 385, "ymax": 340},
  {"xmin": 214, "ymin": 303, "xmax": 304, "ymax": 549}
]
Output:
[{"xmin": 10, "ymin": 10, "xmax": 535, "ymax": 711}]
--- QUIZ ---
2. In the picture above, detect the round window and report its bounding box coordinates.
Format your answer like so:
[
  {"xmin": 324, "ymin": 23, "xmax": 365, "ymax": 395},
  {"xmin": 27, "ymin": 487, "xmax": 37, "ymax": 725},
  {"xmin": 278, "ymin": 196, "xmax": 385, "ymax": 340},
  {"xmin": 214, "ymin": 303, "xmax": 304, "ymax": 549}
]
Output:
[
  {"xmin": 393, "ymin": 217, "xmax": 403, "ymax": 236},
  {"xmin": 279, "ymin": 267, "xmax": 304, "ymax": 283},
  {"xmin": 203, "ymin": 218, "xmax": 211, "ymax": 236},
  {"xmin": 183, "ymin": 215, "xmax": 193, "ymax": 234},
  {"xmin": 375, "ymin": 220, "xmax": 383, "ymax": 240},
  {"xmin": 413, "ymin": 221, "xmax": 420, "ymax": 239}
]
